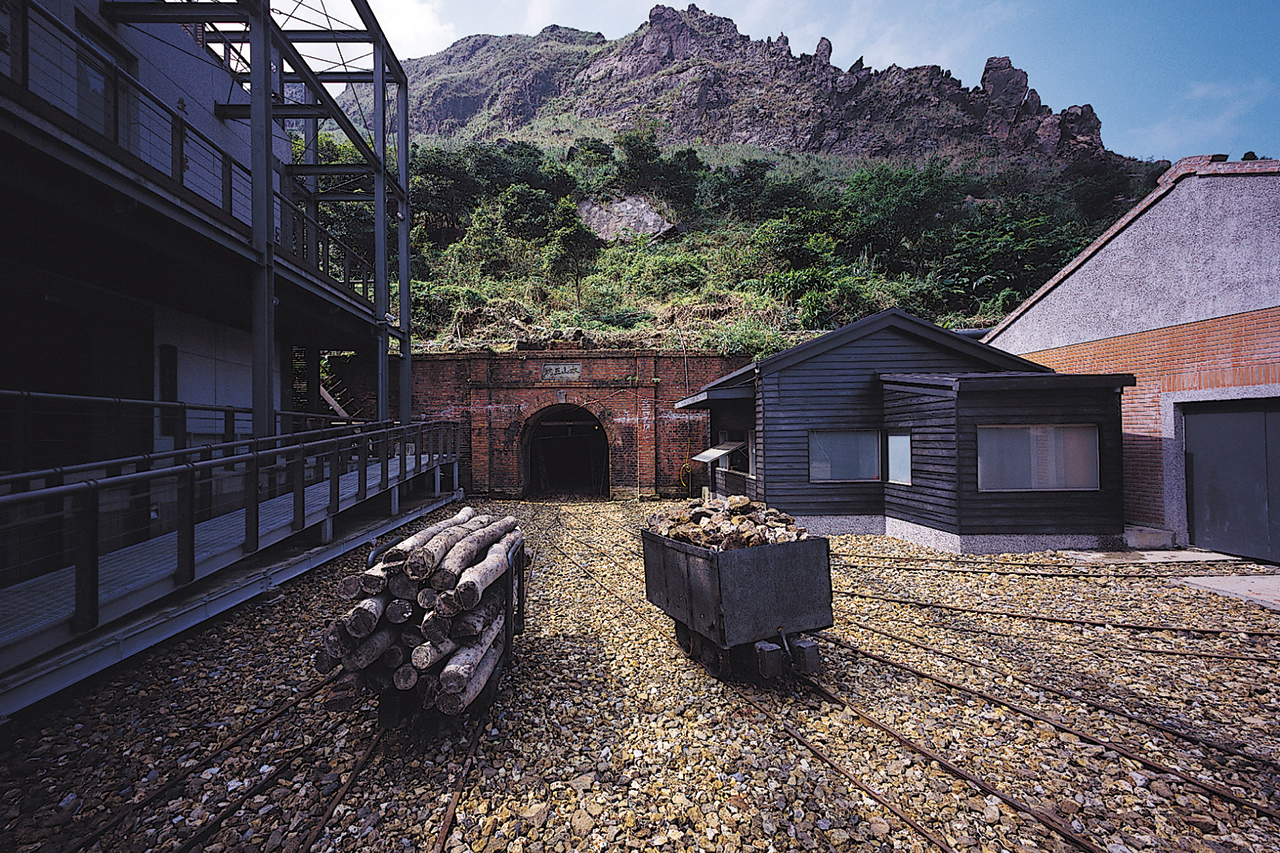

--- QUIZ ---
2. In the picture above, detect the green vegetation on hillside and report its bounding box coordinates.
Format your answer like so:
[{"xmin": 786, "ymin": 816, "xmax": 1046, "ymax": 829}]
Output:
[{"xmin": 300, "ymin": 129, "xmax": 1163, "ymax": 358}]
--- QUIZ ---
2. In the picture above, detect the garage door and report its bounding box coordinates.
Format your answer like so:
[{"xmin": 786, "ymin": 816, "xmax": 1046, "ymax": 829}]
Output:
[{"xmin": 1184, "ymin": 400, "xmax": 1280, "ymax": 562}]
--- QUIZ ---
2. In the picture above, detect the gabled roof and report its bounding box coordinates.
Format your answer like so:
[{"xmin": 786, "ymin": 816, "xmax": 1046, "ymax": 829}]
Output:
[
  {"xmin": 882, "ymin": 372, "xmax": 1136, "ymax": 392},
  {"xmin": 698, "ymin": 309, "xmax": 1049, "ymax": 393},
  {"xmin": 984, "ymin": 155, "xmax": 1280, "ymax": 344}
]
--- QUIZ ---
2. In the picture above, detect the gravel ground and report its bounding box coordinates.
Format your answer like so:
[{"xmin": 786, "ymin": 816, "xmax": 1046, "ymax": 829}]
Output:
[{"xmin": 2, "ymin": 497, "xmax": 1278, "ymax": 853}]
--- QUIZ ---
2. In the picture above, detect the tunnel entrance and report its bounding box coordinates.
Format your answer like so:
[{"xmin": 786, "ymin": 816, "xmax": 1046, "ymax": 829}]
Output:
[{"xmin": 524, "ymin": 405, "xmax": 609, "ymax": 496}]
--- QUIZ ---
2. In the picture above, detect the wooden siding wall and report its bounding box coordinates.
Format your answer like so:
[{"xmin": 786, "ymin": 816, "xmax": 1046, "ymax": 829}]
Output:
[
  {"xmin": 955, "ymin": 388, "xmax": 1126, "ymax": 534},
  {"xmin": 714, "ymin": 468, "xmax": 761, "ymax": 501},
  {"xmin": 759, "ymin": 328, "xmax": 1008, "ymax": 515},
  {"xmin": 883, "ymin": 387, "xmax": 960, "ymax": 533}
]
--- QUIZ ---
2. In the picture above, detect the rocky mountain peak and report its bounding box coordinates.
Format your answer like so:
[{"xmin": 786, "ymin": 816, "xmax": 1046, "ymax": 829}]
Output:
[{"xmin": 371, "ymin": 4, "xmax": 1125, "ymax": 167}]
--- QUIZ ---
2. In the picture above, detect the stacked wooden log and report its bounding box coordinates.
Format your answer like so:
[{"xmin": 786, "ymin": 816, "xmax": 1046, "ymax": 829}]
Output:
[
  {"xmin": 314, "ymin": 506, "xmax": 524, "ymax": 722},
  {"xmin": 645, "ymin": 495, "xmax": 807, "ymax": 550}
]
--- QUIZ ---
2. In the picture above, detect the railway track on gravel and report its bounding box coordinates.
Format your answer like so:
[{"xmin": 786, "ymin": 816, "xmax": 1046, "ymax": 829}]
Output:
[
  {"xmin": 564, "ymin": 503, "xmax": 1280, "ymax": 851},
  {"xmin": 555, "ymin": 511, "xmax": 1136, "ymax": 851},
  {"xmin": 46, "ymin": 501, "xmax": 561, "ymax": 853},
  {"xmin": 833, "ymin": 551, "xmax": 1265, "ymax": 579},
  {"xmin": 839, "ymin": 590, "xmax": 1280, "ymax": 637}
]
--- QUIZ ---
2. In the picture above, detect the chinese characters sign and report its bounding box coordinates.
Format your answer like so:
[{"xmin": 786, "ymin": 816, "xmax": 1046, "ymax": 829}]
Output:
[{"xmin": 542, "ymin": 362, "xmax": 582, "ymax": 381}]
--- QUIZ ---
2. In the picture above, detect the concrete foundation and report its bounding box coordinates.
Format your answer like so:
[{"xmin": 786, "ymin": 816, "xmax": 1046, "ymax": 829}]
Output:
[{"xmin": 883, "ymin": 517, "xmax": 1126, "ymax": 555}]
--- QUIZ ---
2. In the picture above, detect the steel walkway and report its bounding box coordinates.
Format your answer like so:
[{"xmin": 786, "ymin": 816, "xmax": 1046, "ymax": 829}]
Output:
[{"xmin": 1, "ymin": 454, "xmax": 421, "ymax": 657}]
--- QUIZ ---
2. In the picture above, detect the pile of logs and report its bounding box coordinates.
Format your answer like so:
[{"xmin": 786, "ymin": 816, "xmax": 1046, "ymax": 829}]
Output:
[
  {"xmin": 313, "ymin": 506, "xmax": 524, "ymax": 722},
  {"xmin": 646, "ymin": 495, "xmax": 808, "ymax": 551}
]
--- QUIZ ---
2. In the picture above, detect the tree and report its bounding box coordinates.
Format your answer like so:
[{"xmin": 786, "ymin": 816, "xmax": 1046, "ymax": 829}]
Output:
[
  {"xmin": 542, "ymin": 198, "xmax": 602, "ymax": 304},
  {"xmin": 831, "ymin": 161, "xmax": 971, "ymax": 274}
]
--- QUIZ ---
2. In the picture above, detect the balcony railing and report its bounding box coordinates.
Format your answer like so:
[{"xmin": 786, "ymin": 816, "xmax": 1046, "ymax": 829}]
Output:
[
  {"xmin": 2, "ymin": 0, "xmax": 376, "ymax": 303},
  {"xmin": 0, "ymin": 419, "xmax": 461, "ymax": 671},
  {"xmin": 0, "ymin": 389, "xmax": 366, "ymax": 479}
]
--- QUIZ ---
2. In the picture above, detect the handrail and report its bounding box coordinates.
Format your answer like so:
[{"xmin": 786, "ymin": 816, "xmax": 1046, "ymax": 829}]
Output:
[
  {"xmin": 0, "ymin": 390, "xmax": 369, "ymax": 424},
  {"xmin": 276, "ymin": 192, "xmax": 376, "ymax": 300},
  {"xmin": 0, "ymin": 420, "xmax": 395, "ymax": 491},
  {"xmin": 0, "ymin": 421, "xmax": 458, "ymax": 511},
  {"xmin": 0, "ymin": 420, "xmax": 460, "ymax": 664},
  {"xmin": 0, "ymin": 388, "xmax": 248, "ymax": 415}
]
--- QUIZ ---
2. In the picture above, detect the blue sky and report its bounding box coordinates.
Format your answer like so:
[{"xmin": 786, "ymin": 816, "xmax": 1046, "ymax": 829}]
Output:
[{"xmin": 353, "ymin": 0, "xmax": 1278, "ymax": 162}]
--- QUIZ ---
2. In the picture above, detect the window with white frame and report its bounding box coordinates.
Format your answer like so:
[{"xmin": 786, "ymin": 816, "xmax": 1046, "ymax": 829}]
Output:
[
  {"xmin": 809, "ymin": 430, "xmax": 880, "ymax": 482},
  {"xmin": 718, "ymin": 429, "xmax": 755, "ymax": 476},
  {"xmin": 977, "ymin": 425, "xmax": 1099, "ymax": 491},
  {"xmin": 887, "ymin": 431, "xmax": 912, "ymax": 485}
]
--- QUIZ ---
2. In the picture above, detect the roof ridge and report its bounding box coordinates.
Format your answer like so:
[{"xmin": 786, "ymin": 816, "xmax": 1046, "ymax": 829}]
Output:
[{"xmin": 985, "ymin": 154, "xmax": 1280, "ymax": 343}]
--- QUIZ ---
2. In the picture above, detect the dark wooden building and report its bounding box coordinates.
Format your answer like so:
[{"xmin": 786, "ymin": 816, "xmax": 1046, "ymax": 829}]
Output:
[
  {"xmin": 881, "ymin": 372, "xmax": 1132, "ymax": 552},
  {"xmin": 677, "ymin": 310, "xmax": 1135, "ymax": 553}
]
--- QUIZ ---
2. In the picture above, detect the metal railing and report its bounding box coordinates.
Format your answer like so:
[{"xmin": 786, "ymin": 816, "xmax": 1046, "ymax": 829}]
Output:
[
  {"xmin": 0, "ymin": 420, "xmax": 459, "ymax": 657},
  {"xmin": 2, "ymin": 0, "xmax": 376, "ymax": 301},
  {"xmin": 0, "ymin": 389, "xmax": 367, "ymax": 479},
  {"xmin": 277, "ymin": 193, "xmax": 375, "ymax": 302},
  {"xmin": 0, "ymin": 416, "xmax": 382, "ymax": 497}
]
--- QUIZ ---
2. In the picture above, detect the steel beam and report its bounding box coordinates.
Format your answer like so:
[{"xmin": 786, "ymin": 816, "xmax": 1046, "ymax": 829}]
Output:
[
  {"xmin": 216, "ymin": 102, "xmax": 328, "ymax": 120},
  {"xmin": 279, "ymin": 29, "xmax": 373, "ymax": 43},
  {"xmin": 286, "ymin": 71, "xmax": 375, "ymax": 84},
  {"xmin": 398, "ymin": 77, "xmax": 412, "ymax": 424},
  {"xmin": 285, "ymin": 163, "xmax": 374, "ymax": 176},
  {"xmin": 214, "ymin": 28, "xmax": 374, "ymax": 43},
  {"xmin": 100, "ymin": 1, "xmax": 248, "ymax": 24}
]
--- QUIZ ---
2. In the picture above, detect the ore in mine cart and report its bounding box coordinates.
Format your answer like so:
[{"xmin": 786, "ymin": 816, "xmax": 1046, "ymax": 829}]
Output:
[
  {"xmin": 642, "ymin": 497, "xmax": 832, "ymax": 680},
  {"xmin": 314, "ymin": 506, "xmax": 528, "ymax": 734}
]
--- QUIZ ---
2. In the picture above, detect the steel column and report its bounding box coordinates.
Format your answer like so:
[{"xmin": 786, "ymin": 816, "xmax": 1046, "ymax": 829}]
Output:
[
  {"xmin": 373, "ymin": 38, "xmax": 389, "ymax": 423},
  {"xmin": 397, "ymin": 76, "xmax": 412, "ymax": 424},
  {"xmin": 177, "ymin": 466, "xmax": 196, "ymax": 584},
  {"xmin": 244, "ymin": 452, "xmax": 260, "ymax": 552},
  {"xmin": 249, "ymin": 0, "xmax": 277, "ymax": 438}
]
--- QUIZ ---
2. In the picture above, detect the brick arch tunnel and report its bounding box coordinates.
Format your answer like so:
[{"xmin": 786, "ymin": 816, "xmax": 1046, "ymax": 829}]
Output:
[{"xmin": 521, "ymin": 404, "xmax": 610, "ymax": 496}]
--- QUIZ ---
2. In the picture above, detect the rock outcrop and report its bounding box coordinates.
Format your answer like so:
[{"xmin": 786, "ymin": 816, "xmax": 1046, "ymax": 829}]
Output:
[
  {"xmin": 356, "ymin": 4, "xmax": 1124, "ymax": 167},
  {"xmin": 576, "ymin": 196, "xmax": 677, "ymax": 242}
]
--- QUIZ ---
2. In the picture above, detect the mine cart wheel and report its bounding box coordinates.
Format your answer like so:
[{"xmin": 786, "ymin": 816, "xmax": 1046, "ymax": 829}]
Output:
[
  {"xmin": 700, "ymin": 643, "xmax": 732, "ymax": 680},
  {"xmin": 674, "ymin": 620, "xmax": 694, "ymax": 655}
]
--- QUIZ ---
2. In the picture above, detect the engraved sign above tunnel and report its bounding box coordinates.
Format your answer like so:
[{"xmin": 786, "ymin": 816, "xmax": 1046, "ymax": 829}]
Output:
[{"xmin": 542, "ymin": 362, "xmax": 582, "ymax": 381}]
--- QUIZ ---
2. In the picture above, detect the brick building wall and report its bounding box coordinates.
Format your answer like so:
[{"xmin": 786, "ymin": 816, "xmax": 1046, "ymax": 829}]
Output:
[
  {"xmin": 1021, "ymin": 306, "xmax": 1280, "ymax": 528},
  {"xmin": 332, "ymin": 349, "xmax": 750, "ymax": 497}
]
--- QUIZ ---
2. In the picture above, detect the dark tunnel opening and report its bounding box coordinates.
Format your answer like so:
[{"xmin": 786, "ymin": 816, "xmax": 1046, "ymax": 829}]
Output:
[{"xmin": 524, "ymin": 405, "xmax": 609, "ymax": 496}]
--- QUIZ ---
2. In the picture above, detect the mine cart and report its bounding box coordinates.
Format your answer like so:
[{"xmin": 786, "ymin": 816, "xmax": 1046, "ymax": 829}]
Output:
[{"xmin": 641, "ymin": 529, "xmax": 832, "ymax": 679}]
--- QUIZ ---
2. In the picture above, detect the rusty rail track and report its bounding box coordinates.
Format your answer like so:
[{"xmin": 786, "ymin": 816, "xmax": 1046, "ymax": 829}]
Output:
[
  {"xmin": 818, "ymin": 630, "xmax": 1280, "ymax": 820},
  {"xmin": 839, "ymin": 621, "xmax": 1280, "ymax": 769},
  {"xmin": 833, "ymin": 554, "xmax": 1259, "ymax": 580},
  {"xmin": 839, "ymin": 590, "xmax": 1280, "ymax": 637}
]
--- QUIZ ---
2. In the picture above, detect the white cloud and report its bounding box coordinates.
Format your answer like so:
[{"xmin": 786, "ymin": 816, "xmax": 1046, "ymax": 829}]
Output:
[
  {"xmin": 820, "ymin": 0, "xmax": 1024, "ymax": 79},
  {"xmin": 1122, "ymin": 77, "xmax": 1274, "ymax": 160},
  {"xmin": 363, "ymin": 0, "xmax": 458, "ymax": 60}
]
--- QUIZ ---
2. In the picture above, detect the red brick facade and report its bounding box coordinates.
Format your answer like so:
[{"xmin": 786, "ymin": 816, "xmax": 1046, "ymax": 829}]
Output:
[
  {"xmin": 1021, "ymin": 307, "xmax": 1280, "ymax": 527},
  {"xmin": 333, "ymin": 349, "xmax": 750, "ymax": 497}
]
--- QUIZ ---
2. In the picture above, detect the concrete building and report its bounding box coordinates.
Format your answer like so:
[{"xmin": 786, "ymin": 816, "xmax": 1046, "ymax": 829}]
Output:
[
  {"xmin": 984, "ymin": 155, "xmax": 1280, "ymax": 562},
  {"xmin": 0, "ymin": 0, "xmax": 450, "ymax": 716}
]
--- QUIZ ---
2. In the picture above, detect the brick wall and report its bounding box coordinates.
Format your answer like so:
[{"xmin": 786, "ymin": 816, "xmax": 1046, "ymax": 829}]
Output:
[
  {"xmin": 332, "ymin": 348, "xmax": 750, "ymax": 497},
  {"xmin": 1021, "ymin": 306, "xmax": 1280, "ymax": 527}
]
